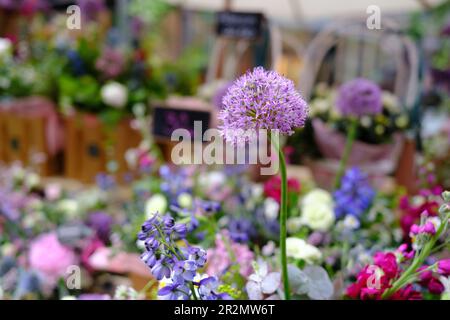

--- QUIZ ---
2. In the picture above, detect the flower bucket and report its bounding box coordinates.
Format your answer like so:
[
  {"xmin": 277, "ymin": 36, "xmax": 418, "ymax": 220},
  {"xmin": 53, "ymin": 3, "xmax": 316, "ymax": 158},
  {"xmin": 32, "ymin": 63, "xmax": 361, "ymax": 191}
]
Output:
[{"xmin": 309, "ymin": 119, "xmax": 404, "ymax": 189}]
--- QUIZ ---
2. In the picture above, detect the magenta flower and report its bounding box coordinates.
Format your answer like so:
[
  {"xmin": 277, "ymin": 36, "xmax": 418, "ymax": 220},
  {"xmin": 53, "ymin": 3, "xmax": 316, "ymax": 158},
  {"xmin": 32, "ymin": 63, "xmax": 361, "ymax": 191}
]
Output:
[
  {"xmin": 336, "ymin": 78, "xmax": 382, "ymax": 117},
  {"xmin": 218, "ymin": 67, "xmax": 308, "ymax": 145},
  {"xmin": 437, "ymin": 259, "xmax": 450, "ymax": 276}
]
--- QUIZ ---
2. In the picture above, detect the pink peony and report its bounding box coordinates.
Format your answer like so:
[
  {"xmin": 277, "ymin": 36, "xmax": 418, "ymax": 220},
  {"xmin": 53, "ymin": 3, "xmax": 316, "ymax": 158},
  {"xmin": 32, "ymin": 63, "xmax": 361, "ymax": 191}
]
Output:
[
  {"xmin": 207, "ymin": 231, "xmax": 254, "ymax": 277},
  {"xmin": 29, "ymin": 233, "xmax": 78, "ymax": 283}
]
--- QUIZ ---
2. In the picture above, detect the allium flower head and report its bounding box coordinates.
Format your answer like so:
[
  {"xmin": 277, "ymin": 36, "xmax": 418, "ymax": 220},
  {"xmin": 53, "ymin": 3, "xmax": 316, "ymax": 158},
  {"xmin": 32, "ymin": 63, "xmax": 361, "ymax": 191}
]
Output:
[
  {"xmin": 219, "ymin": 67, "xmax": 308, "ymax": 145},
  {"xmin": 336, "ymin": 78, "xmax": 382, "ymax": 117}
]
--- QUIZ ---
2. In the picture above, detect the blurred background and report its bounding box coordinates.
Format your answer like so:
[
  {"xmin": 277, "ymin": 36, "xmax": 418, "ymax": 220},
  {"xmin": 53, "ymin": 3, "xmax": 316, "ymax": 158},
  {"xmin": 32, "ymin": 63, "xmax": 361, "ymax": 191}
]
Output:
[{"xmin": 0, "ymin": 0, "xmax": 449, "ymax": 301}]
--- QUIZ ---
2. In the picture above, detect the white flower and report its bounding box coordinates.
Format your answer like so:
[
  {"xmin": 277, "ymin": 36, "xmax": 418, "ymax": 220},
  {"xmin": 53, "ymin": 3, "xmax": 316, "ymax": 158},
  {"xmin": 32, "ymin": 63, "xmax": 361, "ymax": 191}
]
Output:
[
  {"xmin": 145, "ymin": 194, "xmax": 168, "ymax": 218},
  {"xmin": 25, "ymin": 173, "xmax": 40, "ymax": 189},
  {"xmin": 300, "ymin": 189, "xmax": 335, "ymax": 231},
  {"xmin": 101, "ymin": 82, "xmax": 128, "ymax": 108},
  {"xmin": 263, "ymin": 198, "xmax": 279, "ymax": 220},
  {"xmin": 251, "ymin": 184, "xmax": 264, "ymax": 198},
  {"xmin": 301, "ymin": 203, "xmax": 335, "ymax": 231},
  {"xmin": 0, "ymin": 38, "xmax": 12, "ymax": 59},
  {"xmin": 341, "ymin": 215, "xmax": 360, "ymax": 230},
  {"xmin": 287, "ymin": 217, "xmax": 303, "ymax": 234},
  {"xmin": 198, "ymin": 171, "xmax": 226, "ymax": 188},
  {"xmin": 301, "ymin": 189, "xmax": 333, "ymax": 207},
  {"xmin": 246, "ymin": 259, "xmax": 280, "ymax": 300},
  {"xmin": 361, "ymin": 116, "xmax": 372, "ymax": 128},
  {"xmin": 286, "ymin": 238, "xmax": 322, "ymax": 263},
  {"xmin": 177, "ymin": 192, "xmax": 193, "ymax": 209},
  {"xmin": 57, "ymin": 199, "xmax": 79, "ymax": 218}
]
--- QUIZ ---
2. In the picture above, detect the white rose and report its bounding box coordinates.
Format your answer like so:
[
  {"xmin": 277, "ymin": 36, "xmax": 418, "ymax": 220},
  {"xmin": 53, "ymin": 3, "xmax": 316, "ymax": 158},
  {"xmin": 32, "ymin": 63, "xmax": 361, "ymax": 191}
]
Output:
[
  {"xmin": 286, "ymin": 238, "xmax": 322, "ymax": 263},
  {"xmin": 101, "ymin": 82, "xmax": 128, "ymax": 108},
  {"xmin": 301, "ymin": 189, "xmax": 333, "ymax": 207},
  {"xmin": 301, "ymin": 202, "xmax": 335, "ymax": 232},
  {"xmin": 263, "ymin": 198, "xmax": 279, "ymax": 220},
  {"xmin": 145, "ymin": 194, "xmax": 167, "ymax": 218}
]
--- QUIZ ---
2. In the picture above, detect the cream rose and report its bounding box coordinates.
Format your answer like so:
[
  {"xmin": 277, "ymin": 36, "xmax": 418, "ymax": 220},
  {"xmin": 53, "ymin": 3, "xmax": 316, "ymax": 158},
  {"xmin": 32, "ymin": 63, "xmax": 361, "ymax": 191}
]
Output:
[{"xmin": 286, "ymin": 237, "xmax": 322, "ymax": 263}]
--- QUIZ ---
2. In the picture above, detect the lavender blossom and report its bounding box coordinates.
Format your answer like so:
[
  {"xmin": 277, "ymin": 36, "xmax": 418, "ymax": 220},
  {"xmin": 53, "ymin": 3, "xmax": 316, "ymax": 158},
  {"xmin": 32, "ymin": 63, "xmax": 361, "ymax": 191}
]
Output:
[
  {"xmin": 219, "ymin": 67, "xmax": 308, "ymax": 145},
  {"xmin": 336, "ymin": 78, "xmax": 382, "ymax": 117}
]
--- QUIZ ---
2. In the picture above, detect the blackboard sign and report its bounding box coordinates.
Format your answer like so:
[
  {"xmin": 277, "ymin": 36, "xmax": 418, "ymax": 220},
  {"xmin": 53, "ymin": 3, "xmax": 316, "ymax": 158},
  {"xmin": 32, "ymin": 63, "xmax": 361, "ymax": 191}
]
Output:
[
  {"xmin": 216, "ymin": 11, "xmax": 263, "ymax": 39},
  {"xmin": 152, "ymin": 106, "xmax": 211, "ymax": 140}
]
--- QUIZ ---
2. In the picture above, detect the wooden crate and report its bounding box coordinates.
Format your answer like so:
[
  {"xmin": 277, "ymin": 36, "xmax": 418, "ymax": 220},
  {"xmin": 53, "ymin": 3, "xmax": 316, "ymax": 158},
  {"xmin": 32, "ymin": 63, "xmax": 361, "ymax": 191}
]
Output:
[
  {"xmin": 5, "ymin": 113, "xmax": 28, "ymax": 164},
  {"xmin": 80, "ymin": 115, "xmax": 107, "ymax": 183},
  {"xmin": 64, "ymin": 113, "xmax": 141, "ymax": 184},
  {"xmin": 0, "ymin": 110, "xmax": 8, "ymax": 163}
]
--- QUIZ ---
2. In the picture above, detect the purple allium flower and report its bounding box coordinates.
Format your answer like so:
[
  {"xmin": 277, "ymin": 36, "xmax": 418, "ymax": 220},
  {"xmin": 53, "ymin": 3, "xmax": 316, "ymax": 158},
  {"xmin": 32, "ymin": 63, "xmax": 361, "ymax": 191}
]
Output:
[
  {"xmin": 333, "ymin": 167, "xmax": 375, "ymax": 219},
  {"xmin": 219, "ymin": 67, "xmax": 308, "ymax": 145},
  {"xmin": 86, "ymin": 212, "xmax": 113, "ymax": 244},
  {"xmin": 336, "ymin": 78, "xmax": 382, "ymax": 117}
]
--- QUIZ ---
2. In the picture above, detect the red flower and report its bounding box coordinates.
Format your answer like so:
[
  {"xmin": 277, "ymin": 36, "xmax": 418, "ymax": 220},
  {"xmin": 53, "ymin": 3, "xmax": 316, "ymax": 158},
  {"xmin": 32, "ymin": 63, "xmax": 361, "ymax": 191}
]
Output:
[{"xmin": 263, "ymin": 176, "xmax": 300, "ymax": 203}]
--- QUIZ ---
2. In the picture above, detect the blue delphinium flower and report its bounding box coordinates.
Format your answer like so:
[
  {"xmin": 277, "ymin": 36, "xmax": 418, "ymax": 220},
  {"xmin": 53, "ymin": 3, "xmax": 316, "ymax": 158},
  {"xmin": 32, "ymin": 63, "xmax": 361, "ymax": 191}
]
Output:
[
  {"xmin": 139, "ymin": 212, "xmax": 230, "ymax": 300},
  {"xmin": 66, "ymin": 50, "xmax": 86, "ymax": 76},
  {"xmin": 159, "ymin": 165, "xmax": 192, "ymax": 204},
  {"xmin": 197, "ymin": 276, "xmax": 231, "ymax": 300},
  {"xmin": 95, "ymin": 173, "xmax": 116, "ymax": 191},
  {"xmin": 228, "ymin": 217, "xmax": 255, "ymax": 243},
  {"xmin": 333, "ymin": 167, "xmax": 375, "ymax": 220}
]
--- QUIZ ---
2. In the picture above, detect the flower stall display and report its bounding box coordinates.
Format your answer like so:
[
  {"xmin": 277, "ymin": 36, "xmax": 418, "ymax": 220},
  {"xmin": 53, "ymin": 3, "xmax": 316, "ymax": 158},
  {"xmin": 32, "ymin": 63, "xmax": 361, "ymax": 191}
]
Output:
[{"xmin": 287, "ymin": 80, "xmax": 410, "ymax": 188}]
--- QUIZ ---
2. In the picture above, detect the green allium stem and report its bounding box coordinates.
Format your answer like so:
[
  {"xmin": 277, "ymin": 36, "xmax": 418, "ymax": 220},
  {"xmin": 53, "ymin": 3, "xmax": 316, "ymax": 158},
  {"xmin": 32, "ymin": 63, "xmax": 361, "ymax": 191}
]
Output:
[
  {"xmin": 334, "ymin": 118, "xmax": 358, "ymax": 189},
  {"xmin": 272, "ymin": 135, "xmax": 291, "ymax": 300}
]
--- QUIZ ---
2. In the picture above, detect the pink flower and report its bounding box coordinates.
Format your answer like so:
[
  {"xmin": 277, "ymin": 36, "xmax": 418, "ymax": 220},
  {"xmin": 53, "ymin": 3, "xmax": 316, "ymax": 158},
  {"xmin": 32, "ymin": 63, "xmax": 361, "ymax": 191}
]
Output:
[
  {"xmin": 29, "ymin": 233, "xmax": 78, "ymax": 284},
  {"xmin": 374, "ymin": 252, "xmax": 399, "ymax": 278},
  {"xmin": 437, "ymin": 259, "xmax": 450, "ymax": 276},
  {"xmin": 81, "ymin": 238, "xmax": 105, "ymax": 272},
  {"xmin": 427, "ymin": 277, "xmax": 444, "ymax": 294},
  {"xmin": 207, "ymin": 231, "xmax": 254, "ymax": 277},
  {"xmin": 422, "ymin": 221, "xmax": 436, "ymax": 235}
]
